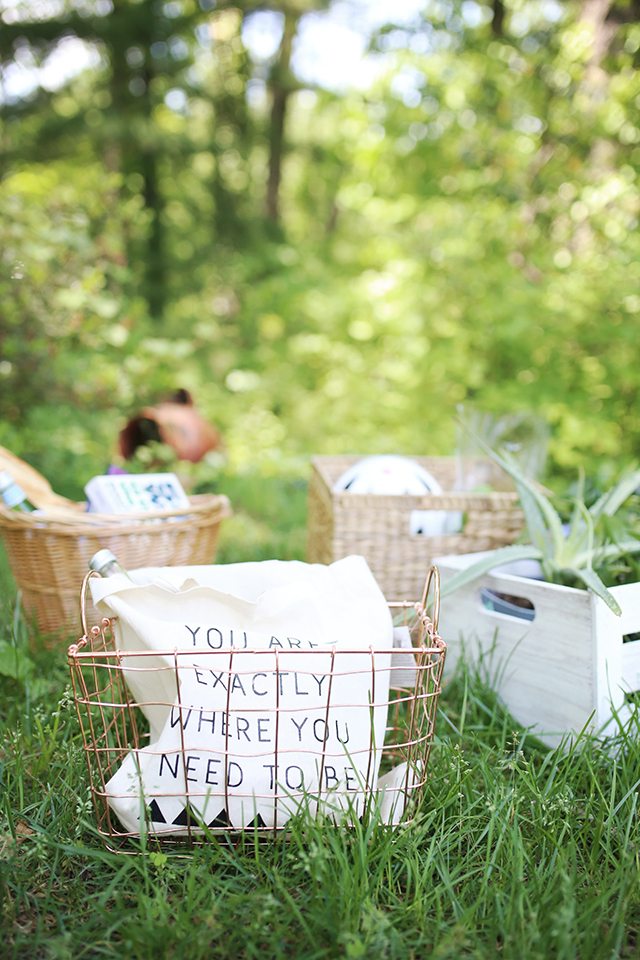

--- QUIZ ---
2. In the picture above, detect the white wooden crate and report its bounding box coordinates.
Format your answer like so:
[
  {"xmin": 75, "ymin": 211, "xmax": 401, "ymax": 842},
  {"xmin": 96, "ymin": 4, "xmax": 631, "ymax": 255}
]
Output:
[{"xmin": 435, "ymin": 552, "xmax": 640, "ymax": 748}]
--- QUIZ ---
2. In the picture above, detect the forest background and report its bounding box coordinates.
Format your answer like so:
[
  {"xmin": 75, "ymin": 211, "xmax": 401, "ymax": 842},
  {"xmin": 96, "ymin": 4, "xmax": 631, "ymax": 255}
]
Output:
[
  {"xmin": 2, "ymin": 6, "xmax": 640, "ymax": 956},
  {"xmin": 1, "ymin": 0, "xmax": 639, "ymax": 502}
]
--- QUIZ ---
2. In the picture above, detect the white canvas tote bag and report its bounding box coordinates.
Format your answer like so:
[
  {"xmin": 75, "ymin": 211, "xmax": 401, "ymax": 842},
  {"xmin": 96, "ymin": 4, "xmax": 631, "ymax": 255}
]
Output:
[{"xmin": 90, "ymin": 555, "xmax": 397, "ymax": 834}]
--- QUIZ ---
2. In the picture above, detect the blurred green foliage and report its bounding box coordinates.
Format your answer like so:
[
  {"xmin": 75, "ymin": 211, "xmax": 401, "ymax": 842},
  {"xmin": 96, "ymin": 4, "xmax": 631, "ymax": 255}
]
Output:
[{"xmin": 1, "ymin": 0, "xmax": 639, "ymax": 498}]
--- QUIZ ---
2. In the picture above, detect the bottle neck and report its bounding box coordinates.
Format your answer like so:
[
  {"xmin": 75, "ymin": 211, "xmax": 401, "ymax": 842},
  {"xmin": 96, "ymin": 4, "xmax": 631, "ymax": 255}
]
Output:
[
  {"xmin": 97, "ymin": 559, "xmax": 128, "ymax": 577},
  {"xmin": 89, "ymin": 551, "xmax": 134, "ymax": 580},
  {"xmin": 0, "ymin": 482, "xmax": 35, "ymax": 512}
]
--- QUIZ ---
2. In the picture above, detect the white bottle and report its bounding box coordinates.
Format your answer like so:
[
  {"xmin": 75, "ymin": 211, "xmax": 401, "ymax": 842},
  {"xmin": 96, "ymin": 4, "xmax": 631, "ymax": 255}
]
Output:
[
  {"xmin": 0, "ymin": 470, "xmax": 38, "ymax": 513},
  {"xmin": 88, "ymin": 549, "xmax": 132, "ymax": 579}
]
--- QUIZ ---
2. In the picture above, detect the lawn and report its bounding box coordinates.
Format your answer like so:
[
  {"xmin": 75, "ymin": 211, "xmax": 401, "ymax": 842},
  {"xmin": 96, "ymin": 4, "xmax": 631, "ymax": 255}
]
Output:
[{"xmin": 0, "ymin": 470, "xmax": 638, "ymax": 959}]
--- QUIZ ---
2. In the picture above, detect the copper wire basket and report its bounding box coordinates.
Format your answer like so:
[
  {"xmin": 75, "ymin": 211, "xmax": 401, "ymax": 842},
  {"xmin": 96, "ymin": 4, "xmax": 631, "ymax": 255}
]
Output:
[{"xmin": 68, "ymin": 567, "xmax": 446, "ymax": 851}]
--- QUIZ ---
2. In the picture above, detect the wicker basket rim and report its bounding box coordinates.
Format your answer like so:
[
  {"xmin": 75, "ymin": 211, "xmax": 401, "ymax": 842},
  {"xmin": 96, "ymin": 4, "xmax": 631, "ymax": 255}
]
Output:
[
  {"xmin": 310, "ymin": 455, "xmax": 519, "ymax": 504},
  {"xmin": 327, "ymin": 490, "xmax": 519, "ymax": 506},
  {"xmin": 0, "ymin": 492, "xmax": 231, "ymax": 533}
]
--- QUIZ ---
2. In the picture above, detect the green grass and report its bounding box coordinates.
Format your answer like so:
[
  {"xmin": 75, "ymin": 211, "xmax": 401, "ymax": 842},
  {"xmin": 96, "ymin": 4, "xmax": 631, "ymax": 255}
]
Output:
[{"xmin": 0, "ymin": 470, "xmax": 639, "ymax": 959}]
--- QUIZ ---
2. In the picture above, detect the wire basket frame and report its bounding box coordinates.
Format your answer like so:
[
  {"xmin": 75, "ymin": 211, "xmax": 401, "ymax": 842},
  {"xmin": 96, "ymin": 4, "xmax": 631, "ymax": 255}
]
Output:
[{"xmin": 68, "ymin": 567, "xmax": 446, "ymax": 851}]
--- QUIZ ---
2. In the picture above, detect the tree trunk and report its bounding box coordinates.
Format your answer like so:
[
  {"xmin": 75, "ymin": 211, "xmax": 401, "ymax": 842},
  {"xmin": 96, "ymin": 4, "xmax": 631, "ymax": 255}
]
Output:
[
  {"xmin": 140, "ymin": 50, "xmax": 165, "ymax": 320},
  {"xmin": 209, "ymin": 8, "xmax": 252, "ymax": 242},
  {"xmin": 580, "ymin": 0, "xmax": 617, "ymax": 74},
  {"xmin": 266, "ymin": 12, "xmax": 298, "ymax": 224},
  {"xmin": 491, "ymin": 0, "xmax": 505, "ymax": 37},
  {"xmin": 141, "ymin": 143, "xmax": 165, "ymax": 320}
]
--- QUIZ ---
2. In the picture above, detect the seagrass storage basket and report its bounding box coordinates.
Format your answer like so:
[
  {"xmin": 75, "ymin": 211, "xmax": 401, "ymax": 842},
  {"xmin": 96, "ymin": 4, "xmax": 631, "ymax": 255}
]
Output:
[
  {"xmin": 307, "ymin": 456, "xmax": 524, "ymax": 601},
  {"xmin": 68, "ymin": 568, "xmax": 446, "ymax": 851},
  {"xmin": 0, "ymin": 494, "xmax": 231, "ymax": 640}
]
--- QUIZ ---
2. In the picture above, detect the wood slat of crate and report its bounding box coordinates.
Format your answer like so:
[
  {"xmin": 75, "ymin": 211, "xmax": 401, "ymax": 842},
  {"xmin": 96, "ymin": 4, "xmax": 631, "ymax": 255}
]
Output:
[{"xmin": 307, "ymin": 456, "xmax": 524, "ymax": 602}]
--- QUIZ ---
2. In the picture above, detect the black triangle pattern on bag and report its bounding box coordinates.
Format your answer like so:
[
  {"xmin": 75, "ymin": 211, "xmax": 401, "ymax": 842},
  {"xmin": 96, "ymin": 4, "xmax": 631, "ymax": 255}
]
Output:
[
  {"xmin": 246, "ymin": 813, "xmax": 266, "ymax": 829},
  {"xmin": 207, "ymin": 809, "xmax": 231, "ymax": 828},
  {"xmin": 172, "ymin": 804, "xmax": 200, "ymax": 826},
  {"xmin": 145, "ymin": 799, "xmax": 167, "ymax": 824}
]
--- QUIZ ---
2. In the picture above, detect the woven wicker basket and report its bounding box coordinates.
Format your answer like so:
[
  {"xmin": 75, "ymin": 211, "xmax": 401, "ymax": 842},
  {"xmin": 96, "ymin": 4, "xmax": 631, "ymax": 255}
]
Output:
[
  {"xmin": 307, "ymin": 456, "xmax": 524, "ymax": 602},
  {"xmin": 0, "ymin": 494, "xmax": 231, "ymax": 641}
]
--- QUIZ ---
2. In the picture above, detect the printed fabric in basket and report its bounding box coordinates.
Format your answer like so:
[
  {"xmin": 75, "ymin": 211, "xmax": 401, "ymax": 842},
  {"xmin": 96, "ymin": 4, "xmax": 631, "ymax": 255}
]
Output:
[{"xmin": 90, "ymin": 555, "xmax": 409, "ymax": 835}]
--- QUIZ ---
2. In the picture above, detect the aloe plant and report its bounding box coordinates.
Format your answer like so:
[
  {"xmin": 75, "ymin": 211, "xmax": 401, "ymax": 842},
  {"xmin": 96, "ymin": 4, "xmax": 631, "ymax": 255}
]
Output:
[{"xmin": 441, "ymin": 438, "xmax": 640, "ymax": 616}]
